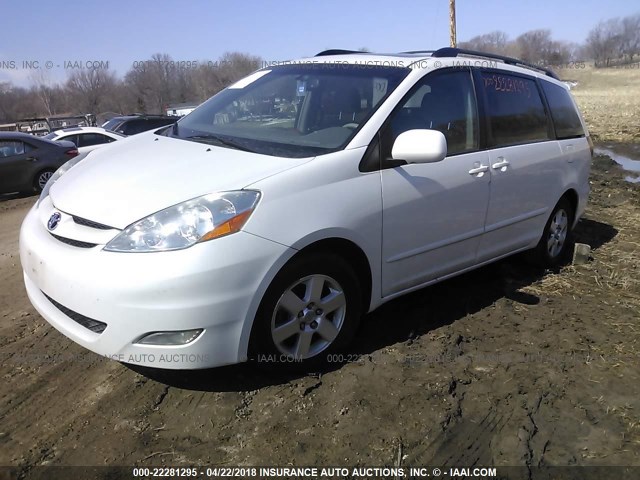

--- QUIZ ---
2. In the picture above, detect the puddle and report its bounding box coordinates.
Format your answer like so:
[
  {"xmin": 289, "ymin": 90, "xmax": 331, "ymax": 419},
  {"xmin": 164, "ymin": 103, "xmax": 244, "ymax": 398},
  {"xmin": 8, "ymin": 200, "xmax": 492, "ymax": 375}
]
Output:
[{"xmin": 594, "ymin": 147, "xmax": 640, "ymax": 183}]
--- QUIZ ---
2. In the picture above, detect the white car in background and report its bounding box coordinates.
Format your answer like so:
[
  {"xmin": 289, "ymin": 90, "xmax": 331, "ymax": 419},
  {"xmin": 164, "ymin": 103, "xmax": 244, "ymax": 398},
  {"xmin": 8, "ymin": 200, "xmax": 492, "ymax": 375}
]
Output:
[
  {"xmin": 20, "ymin": 47, "xmax": 592, "ymax": 371},
  {"xmin": 44, "ymin": 127, "xmax": 123, "ymax": 154}
]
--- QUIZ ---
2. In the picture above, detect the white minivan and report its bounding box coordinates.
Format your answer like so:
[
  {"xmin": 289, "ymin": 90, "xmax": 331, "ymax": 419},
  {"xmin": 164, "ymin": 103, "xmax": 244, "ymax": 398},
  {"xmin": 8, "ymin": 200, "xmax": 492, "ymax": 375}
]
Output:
[{"xmin": 19, "ymin": 48, "xmax": 591, "ymax": 370}]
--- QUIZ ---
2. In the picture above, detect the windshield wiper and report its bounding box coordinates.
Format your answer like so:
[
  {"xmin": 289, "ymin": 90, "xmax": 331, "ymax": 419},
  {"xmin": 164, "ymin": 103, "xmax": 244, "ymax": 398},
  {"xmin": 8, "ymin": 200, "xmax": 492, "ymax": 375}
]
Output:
[{"xmin": 186, "ymin": 134, "xmax": 256, "ymax": 153}]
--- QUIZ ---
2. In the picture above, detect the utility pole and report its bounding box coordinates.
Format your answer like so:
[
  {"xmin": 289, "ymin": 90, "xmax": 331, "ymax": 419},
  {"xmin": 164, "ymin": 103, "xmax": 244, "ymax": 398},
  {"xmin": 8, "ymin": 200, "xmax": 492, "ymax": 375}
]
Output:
[{"xmin": 449, "ymin": 0, "xmax": 457, "ymax": 48}]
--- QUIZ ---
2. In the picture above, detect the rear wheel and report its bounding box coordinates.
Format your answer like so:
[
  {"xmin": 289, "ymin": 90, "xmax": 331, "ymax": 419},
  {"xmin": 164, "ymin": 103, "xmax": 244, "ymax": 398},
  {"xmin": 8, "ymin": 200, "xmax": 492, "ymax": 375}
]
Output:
[
  {"xmin": 249, "ymin": 252, "xmax": 362, "ymax": 370},
  {"xmin": 34, "ymin": 169, "xmax": 55, "ymax": 193},
  {"xmin": 528, "ymin": 197, "xmax": 575, "ymax": 268}
]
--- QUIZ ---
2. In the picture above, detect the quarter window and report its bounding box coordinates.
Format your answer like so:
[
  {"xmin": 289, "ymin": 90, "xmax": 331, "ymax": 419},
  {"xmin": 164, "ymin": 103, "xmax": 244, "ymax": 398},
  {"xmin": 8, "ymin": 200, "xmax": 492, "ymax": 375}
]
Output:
[
  {"xmin": 480, "ymin": 72, "xmax": 550, "ymax": 147},
  {"xmin": 540, "ymin": 81, "xmax": 585, "ymax": 139}
]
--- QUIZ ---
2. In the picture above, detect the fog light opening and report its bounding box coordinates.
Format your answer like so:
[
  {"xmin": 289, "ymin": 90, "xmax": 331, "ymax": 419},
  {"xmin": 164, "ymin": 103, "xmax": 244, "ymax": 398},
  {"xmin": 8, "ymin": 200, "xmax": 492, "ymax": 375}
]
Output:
[{"xmin": 136, "ymin": 329, "xmax": 203, "ymax": 346}]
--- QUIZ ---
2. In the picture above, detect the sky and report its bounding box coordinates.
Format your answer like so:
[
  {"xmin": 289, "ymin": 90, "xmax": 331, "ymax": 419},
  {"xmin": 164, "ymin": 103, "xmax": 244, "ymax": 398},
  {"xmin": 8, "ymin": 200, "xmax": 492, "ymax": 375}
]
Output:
[{"xmin": 0, "ymin": 0, "xmax": 638, "ymax": 87}]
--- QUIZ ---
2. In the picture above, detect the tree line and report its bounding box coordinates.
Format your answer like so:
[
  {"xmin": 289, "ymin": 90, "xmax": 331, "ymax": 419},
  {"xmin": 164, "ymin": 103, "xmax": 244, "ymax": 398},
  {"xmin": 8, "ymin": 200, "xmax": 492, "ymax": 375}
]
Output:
[
  {"xmin": 0, "ymin": 12, "xmax": 638, "ymax": 124},
  {"xmin": 0, "ymin": 52, "xmax": 260, "ymax": 124},
  {"xmin": 459, "ymin": 12, "xmax": 640, "ymax": 67}
]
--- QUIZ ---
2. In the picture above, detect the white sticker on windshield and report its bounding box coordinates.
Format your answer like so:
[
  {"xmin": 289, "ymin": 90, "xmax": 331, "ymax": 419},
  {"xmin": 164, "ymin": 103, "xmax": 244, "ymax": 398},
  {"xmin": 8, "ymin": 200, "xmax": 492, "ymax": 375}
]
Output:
[{"xmin": 228, "ymin": 70, "xmax": 272, "ymax": 89}]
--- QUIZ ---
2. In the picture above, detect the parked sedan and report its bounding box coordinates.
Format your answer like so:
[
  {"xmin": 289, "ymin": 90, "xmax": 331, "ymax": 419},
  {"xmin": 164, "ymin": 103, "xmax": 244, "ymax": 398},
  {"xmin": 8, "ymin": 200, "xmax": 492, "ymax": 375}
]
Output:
[
  {"xmin": 0, "ymin": 132, "xmax": 77, "ymax": 194},
  {"xmin": 45, "ymin": 127, "xmax": 123, "ymax": 154}
]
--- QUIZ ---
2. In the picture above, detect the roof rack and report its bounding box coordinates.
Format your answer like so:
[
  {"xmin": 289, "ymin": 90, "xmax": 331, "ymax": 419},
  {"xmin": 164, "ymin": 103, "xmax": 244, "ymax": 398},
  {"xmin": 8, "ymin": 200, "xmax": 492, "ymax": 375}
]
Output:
[
  {"xmin": 315, "ymin": 49, "xmax": 367, "ymax": 57},
  {"xmin": 401, "ymin": 50, "xmax": 436, "ymax": 55},
  {"xmin": 432, "ymin": 47, "xmax": 559, "ymax": 80}
]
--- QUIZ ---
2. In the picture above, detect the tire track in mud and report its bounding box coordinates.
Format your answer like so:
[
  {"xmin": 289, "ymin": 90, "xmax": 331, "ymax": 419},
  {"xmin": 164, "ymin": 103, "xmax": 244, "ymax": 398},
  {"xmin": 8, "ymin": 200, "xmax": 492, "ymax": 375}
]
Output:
[{"xmin": 0, "ymin": 323, "xmax": 171, "ymax": 467}]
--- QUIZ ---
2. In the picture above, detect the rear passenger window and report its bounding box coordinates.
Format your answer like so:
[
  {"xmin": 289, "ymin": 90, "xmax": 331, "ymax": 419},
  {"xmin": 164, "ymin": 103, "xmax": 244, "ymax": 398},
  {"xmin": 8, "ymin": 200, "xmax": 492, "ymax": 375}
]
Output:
[
  {"xmin": 77, "ymin": 133, "xmax": 110, "ymax": 147},
  {"xmin": 480, "ymin": 72, "xmax": 550, "ymax": 147},
  {"xmin": 0, "ymin": 141, "xmax": 25, "ymax": 157},
  {"xmin": 125, "ymin": 121, "xmax": 152, "ymax": 135},
  {"xmin": 540, "ymin": 81, "xmax": 585, "ymax": 139}
]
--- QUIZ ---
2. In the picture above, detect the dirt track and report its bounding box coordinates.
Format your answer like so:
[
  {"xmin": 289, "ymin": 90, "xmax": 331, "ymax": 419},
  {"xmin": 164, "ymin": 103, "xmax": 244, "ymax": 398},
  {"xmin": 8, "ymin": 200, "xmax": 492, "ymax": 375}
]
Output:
[{"xmin": 0, "ymin": 151, "xmax": 639, "ymax": 477}]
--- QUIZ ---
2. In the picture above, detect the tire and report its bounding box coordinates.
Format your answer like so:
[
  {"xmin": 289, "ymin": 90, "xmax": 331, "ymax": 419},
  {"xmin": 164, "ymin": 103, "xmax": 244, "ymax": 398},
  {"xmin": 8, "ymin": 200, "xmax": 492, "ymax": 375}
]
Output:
[
  {"xmin": 528, "ymin": 197, "xmax": 575, "ymax": 268},
  {"xmin": 249, "ymin": 252, "xmax": 362, "ymax": 371},
  {"xmin": 33, "ymin": 169, "xmax": 55, "ymax": 193}
]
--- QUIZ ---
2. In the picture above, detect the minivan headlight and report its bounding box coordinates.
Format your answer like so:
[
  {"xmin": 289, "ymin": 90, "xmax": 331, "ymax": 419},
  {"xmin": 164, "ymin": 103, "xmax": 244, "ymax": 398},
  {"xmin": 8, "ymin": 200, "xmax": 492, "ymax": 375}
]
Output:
[
  {"xmin": 104, "ymin": 190, "xmax": 261, "ymax": 252},
  {"xmin": 38, "ymin": 152, "xmax": 90, "ymax": 208}
]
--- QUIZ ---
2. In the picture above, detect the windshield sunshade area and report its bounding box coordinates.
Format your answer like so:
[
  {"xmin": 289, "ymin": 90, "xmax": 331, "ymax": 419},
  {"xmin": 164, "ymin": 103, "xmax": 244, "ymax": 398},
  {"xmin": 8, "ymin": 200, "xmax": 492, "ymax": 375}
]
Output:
[{"xmin": 170, "ymin": 64, "xmax": 411, "ymax": 158}]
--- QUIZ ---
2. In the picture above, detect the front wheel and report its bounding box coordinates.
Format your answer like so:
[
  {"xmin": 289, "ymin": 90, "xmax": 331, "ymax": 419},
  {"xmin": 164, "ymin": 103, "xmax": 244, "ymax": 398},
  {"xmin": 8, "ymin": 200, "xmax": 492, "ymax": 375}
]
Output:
[
  {"xmin": 249, "ymin": 252, "xmax": 362, "ymax": 370},
  {"xmin": 528, "ymin": 198, "xmax": 575, "ymax": 268}
]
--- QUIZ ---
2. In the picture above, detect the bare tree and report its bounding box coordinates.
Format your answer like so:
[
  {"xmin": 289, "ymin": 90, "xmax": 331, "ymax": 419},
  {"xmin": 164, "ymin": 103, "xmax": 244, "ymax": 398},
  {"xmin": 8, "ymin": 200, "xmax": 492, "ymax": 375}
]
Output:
[
  {"xmin": 189, "ymin": 52, "xmax": 261, "ymax": 105},
  {"xmin": 0, "ymin": 83, "xmax": 15, "ymax": 123},
  {"xmin": 515, "ymin": 30, "xmax": 551, "ymax": 63},
  {"xmin": 216, "ymin": 52, "xmax": 261, "ymax": 85},
  {"xmin": 586, "ymin": 18, "xmax": 623, "ymax": 67},
  {"xmin": 459, "ymin": 31, "xmax": 509, "ymax": 54},
  {"xmin": 66, "ymin": 68, "xmax": 117, "ymax": 113},
  {"xmin": 620, "ymin": 14, "xmax": 640, "ymax": 62},
  {"xmin": 512, "ymin": 30, "xmax": 574, "ymax": 65},
  {"xmin": 28, "ymin": 70, "xmax": 67, "ymax": 116},
  {"xmin": 125, "ymin": 53, "xmax": 183, "ymax": 113}
]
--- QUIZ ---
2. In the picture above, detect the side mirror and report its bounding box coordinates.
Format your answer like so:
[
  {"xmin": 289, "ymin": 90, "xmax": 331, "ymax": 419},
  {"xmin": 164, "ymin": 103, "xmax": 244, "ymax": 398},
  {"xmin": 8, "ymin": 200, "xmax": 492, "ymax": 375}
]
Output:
[{"xmin": 391, "ymin": 129, "xmax": 447, "ymax": 164}]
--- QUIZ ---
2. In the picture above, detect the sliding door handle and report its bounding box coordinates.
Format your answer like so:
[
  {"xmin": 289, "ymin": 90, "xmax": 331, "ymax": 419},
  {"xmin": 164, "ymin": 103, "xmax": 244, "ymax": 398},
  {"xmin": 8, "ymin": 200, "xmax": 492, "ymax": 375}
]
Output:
[{"xmin": 492, "ymin": 158, "xmax": 510, "ymax": 170}]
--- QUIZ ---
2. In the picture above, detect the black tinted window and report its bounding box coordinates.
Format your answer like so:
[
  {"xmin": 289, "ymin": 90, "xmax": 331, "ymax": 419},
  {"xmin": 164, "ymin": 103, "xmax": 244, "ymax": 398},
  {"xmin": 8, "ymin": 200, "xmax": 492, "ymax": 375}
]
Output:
[
  {"xmin": 150, "ymin": 119, "xmax": 174, "ymax": 129},
  {"xmin": 77, "ymin": 133, "xmax": 110, "ymax": 147},
  {"xmin": 540, "ymin": 81, "xmax": 585, "ymax": 139},
  {"xmin": 481, "ymin": 72, "xmax": 550, "ymax": 147},
  {"xmin": 387, "ymin": 70, "xmax": 479, "ymax": 156},
  {"xmin": 123, "ymin": 120, "xmax": 155, "ymax": 135},
  {"xmin": 122, "ymin": 121, "xmax": 143, "ymax": 135}
]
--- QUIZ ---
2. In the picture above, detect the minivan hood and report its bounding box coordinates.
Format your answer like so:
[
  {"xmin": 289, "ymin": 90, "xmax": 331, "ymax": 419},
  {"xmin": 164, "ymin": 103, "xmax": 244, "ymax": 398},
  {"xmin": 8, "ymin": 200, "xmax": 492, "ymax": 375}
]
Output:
[{"xmin": 50, "ymin": 132, "xmax": 310, "ymax": 229}]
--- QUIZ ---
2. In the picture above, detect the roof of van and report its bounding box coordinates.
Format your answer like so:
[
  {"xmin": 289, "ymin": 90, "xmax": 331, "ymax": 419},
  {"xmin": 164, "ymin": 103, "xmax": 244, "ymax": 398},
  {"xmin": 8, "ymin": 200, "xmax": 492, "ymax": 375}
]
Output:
[{"xmin": 282, "ymin": 47, "xmax": 562, "ymax": 83}]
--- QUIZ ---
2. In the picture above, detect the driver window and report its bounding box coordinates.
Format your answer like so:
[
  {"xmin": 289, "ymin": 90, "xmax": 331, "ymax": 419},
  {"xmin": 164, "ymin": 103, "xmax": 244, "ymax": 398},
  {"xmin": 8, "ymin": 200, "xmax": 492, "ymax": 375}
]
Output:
[{"xmin": 386, "ymin": 69, "xmax": 479, "ymax": 156}]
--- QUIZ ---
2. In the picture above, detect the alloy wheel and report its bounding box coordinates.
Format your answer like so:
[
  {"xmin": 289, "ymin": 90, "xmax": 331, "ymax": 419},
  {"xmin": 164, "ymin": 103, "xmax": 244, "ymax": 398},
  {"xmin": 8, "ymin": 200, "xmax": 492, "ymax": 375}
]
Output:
[
  {"xmin": 270, "ymin": 274, "xmax": 347, "ymax": 359},
  {"xmin": 547, "ymin": 208, "xmax": 568, "ymax": 258}
]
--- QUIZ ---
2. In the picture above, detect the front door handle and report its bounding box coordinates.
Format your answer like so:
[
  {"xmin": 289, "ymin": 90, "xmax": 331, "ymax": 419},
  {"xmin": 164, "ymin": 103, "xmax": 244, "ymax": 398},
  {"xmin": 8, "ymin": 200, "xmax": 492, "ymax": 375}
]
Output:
[
  {"xmin": 492, "ymin": 158, "xmax": 510, "ymax": 171},
  {"xmin": 468, "ymin": 165, "xmax": 489, "ymax": 176}
]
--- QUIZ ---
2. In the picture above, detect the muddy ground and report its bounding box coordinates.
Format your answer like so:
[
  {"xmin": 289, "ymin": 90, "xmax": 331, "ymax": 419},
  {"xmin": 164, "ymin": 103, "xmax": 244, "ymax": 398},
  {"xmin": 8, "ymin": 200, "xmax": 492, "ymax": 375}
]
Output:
[{"xmin": 0, "ymin": 150, "xmax": 639, "ymax": 478}]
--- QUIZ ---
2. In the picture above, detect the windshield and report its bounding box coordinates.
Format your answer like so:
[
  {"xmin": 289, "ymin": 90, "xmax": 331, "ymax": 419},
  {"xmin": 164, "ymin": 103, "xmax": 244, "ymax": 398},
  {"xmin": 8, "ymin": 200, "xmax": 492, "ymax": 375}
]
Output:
[
  {"xmin": 43, "ymin": 132, "xmax": 59, "ymax": 140},
  {"xmin": 168, "ymin": 64, "xmax": 410, "ymax": 158},
  {"xmin": 103, "ymin": 118, "xmax": 125, "ymax": 131}
]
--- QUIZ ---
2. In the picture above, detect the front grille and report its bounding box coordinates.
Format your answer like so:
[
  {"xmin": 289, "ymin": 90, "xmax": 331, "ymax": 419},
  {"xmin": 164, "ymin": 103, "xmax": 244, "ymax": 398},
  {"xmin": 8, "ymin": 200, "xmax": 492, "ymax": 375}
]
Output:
[
  {"xmin": 42, "ymin": 292, "xmax": 107, "ymax": 334},
  {"xmin": 72, "ymin": 215, "xmax": 114, "ymax": 230},
  {"xmin": 50, "ymin": 233, "xmax": 97, "ymax": 248}
]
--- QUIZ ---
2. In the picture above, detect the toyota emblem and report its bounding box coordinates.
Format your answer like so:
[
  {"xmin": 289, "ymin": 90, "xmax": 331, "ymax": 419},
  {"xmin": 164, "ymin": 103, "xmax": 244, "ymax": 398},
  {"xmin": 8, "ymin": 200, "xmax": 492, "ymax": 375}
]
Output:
[{"xmin": 48, "ymin": 212, "xmax": 61, "ymax": 231}]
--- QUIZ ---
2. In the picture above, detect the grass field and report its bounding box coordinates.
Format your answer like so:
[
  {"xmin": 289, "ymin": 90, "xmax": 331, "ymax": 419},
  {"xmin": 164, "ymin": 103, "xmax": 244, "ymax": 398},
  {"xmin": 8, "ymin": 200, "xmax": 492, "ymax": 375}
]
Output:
[{"xmin": 562, "ymin": 64, "xmax": 640, "ymax": 143}]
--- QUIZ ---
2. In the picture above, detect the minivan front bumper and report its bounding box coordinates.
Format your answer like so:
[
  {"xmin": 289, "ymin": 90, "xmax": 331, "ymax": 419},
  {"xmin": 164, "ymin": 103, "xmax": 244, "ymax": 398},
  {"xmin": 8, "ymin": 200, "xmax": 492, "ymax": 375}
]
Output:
[{"xmin": 20, "ymin": 203, "xmax": 292, "ymax": 369}]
